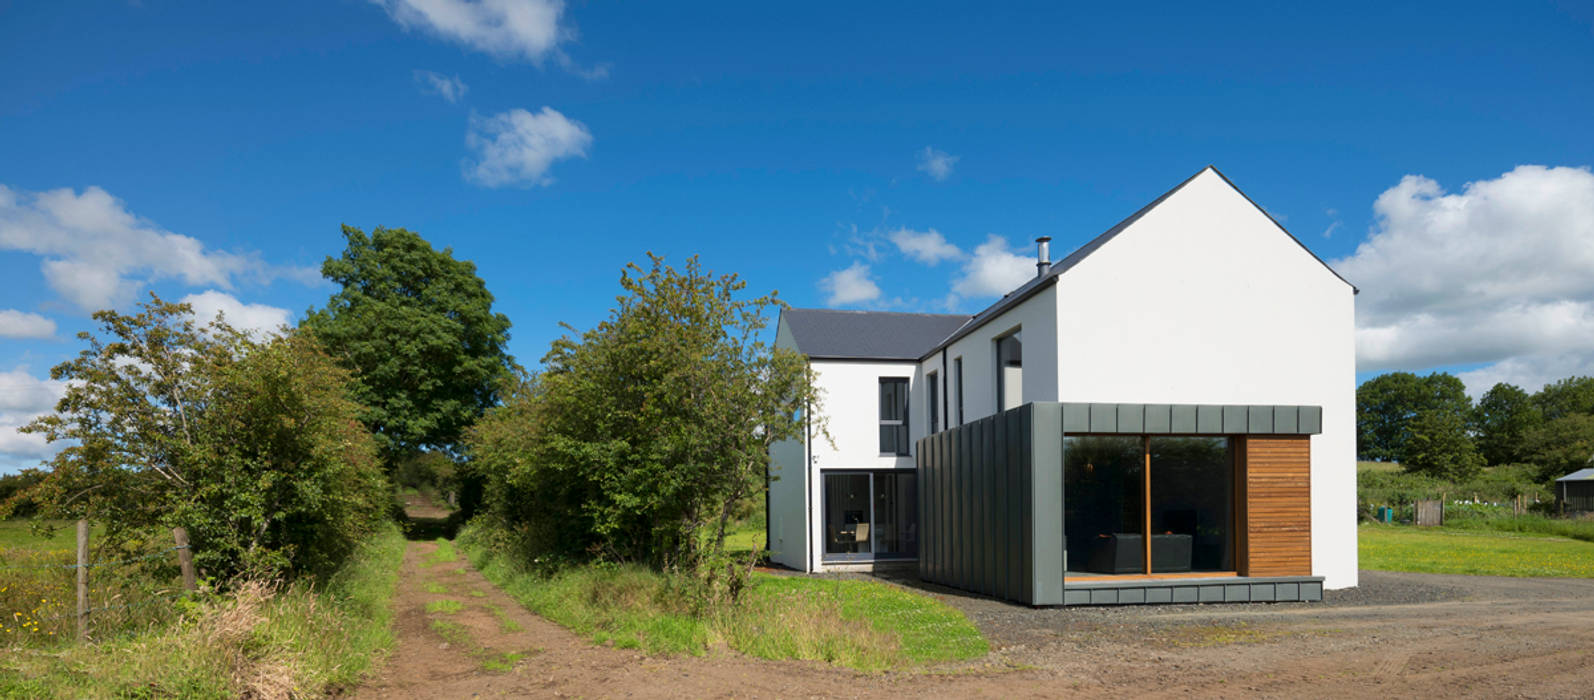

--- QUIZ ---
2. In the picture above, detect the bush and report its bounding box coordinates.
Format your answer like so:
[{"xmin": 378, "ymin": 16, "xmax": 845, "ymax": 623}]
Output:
[{"xmin": 15, "ymin": 297, "xmax": 390, "ymax": 581}]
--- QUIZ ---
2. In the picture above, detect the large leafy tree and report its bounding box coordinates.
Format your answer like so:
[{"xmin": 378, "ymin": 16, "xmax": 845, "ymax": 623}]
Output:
[
  {"xmin": 1470, "ymin": 382, "xmax": 1543, "ymax": 466},
  {"xmin": 1532, "ymin": 376, "xmax": 1594, "ymax": 422},
  {"xmin": 1521, "ymin": 414, "xmax": 1594, "ymax": 482},
  {"xmin": 11, "ymin": 296, "xmax": 387, "ymax": 579},
  {"xmin": 470, "ymin": 255, "xmax": 821, "ymax": 593},
  {"xmin": 1356, "ymin": 372, "xmax": 1472, "ymax": 462},
  {"xmin": 1401, "ymin": 409, "xmax": 1484, "ymax": 481},
  {"xmin": 304, "ymin": 226, "xmax": 515, "ymax": 467}
]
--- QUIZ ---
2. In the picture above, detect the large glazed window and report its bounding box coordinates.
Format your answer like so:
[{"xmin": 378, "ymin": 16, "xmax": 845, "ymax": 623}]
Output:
[
  {"xmin": 1150, "ymin": 437, "xmax": 1233, "ymax": 573},
  {"xmin": 1064, "ymin": 435, "xmax": 1234, "ymax": 576},
  {"xmin": 822, "ymin": 471, "xmax": 917, "ymax": 561},
  {"xmin": 1063, "ymin": 436, "xmax": 1144, "ymax": 575},
  {"xmin": 878, "ymin": 377, "xmax": 910, "ymax": 455}
]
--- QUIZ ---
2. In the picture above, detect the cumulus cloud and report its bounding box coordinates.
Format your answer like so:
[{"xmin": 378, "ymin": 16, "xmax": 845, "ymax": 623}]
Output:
[
  {"xmin": 0, "ymin": 184, "xmax": 308, "ymax": 312},
  {"xmin": 951, "ymin": 235, "xmax": 1034, "ymax": 299},
  {"xmin": 917, "ymin": 147, "xmax": 958, "ymax": 182},
  {"xmin": 1333, "ymin": 165, "xmax": 1594, "ymax": 394},
  {"xmin": 181, "ymin": 291, "xmax": 291, "ymax": 337},
  {"xmin": 371, "ymin": 0, "xmax": 604, "ymax": 75},
  {"xmin": 0, "ymin": 367, "xmax": 67, "ymax": 465},
  {"xmin": 889, "ymin": 228, "xmax": 964, "ymax": 265},
  {"xmin": 819, "ymin": 262, "xmax": 882, "ymax": 307},
  {"xmin": 414, "ymin": 69, "xmax": 468, "ymax": 102},
  {"xmin": 464, "ymin": 107, "xmax": 593, "ymax": 188},
  {"xmin": 0, "ymin": 310, "xmax": 55, "ymax": 339}
]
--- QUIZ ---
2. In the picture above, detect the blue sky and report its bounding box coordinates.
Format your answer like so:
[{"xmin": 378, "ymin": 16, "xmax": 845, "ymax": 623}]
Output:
[{"xmin": 2, "ymin": 1, "xmax": 1593, "ymax": 472}]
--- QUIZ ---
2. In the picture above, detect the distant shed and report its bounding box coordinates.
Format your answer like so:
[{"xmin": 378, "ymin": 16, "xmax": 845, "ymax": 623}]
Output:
[{"xmin": 1556, "ymin": 468, "xmax": 1594, "ymax": 515}]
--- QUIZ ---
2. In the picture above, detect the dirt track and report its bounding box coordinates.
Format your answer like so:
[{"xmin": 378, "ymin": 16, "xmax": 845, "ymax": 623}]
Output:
[{"xmin": 356, "ymin": 505, "xmax": 1594, "ymax": 698}]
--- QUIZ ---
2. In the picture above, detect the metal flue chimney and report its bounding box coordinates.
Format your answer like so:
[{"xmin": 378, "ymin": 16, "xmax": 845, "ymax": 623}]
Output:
[{"xmin": 1035, "ymin": 236, "xmax": 1052, "ymax": 278}]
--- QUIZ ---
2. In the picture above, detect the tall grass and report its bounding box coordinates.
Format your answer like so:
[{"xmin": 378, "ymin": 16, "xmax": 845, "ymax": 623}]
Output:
[
  {"xmin": 0, "ymin": 523, "xmax": 406, "ymax": 699},
  {"xmin": 459, "ymin": 524, "xmax": 987, "ymax": 671},
  {"xmin": 1, "ymin": 525, "xmax": 184, "ymax": 647}
]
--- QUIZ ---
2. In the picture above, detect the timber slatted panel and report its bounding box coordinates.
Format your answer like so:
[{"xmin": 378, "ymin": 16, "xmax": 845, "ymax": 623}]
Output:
[{"xmin": 1240, "ymin": 436, "xmax": 1312, "ymax": 577}]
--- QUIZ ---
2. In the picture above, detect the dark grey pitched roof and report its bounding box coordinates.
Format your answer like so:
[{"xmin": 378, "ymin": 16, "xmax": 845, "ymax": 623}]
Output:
[{"xmin": 781, "ymin": 308, "xmax": 969, "ymax": 360}]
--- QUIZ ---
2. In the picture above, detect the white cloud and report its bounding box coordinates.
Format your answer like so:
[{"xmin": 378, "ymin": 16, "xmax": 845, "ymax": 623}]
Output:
[
  {"xmin": 414, "ymin": 69, "xmax": 469, "ymax": 102},
  {"xmin": 0, "ymin": 310, "xmax": 55, "ymax": 339},
  {"xmin": 889, "ymin": 228, "xmax": 964, "ymax": 265},
  {"xmin": 951, "ymin": 235, "xmax": 1035, "ymax": 299},
  {"xmin": 818, "ymin": 262, "xmax": 882, "ymax": 307},
  {"xmin": 917, "ymin": 147, "xmax": 959, "ymax": 182},
  {"xmin": 181, "ymin": 291, "xmax": 291, "ymax": 337},
  {"xmin": 1332, "ymin": 165, "xmax": 1594, "ymax": 393},
  {"xmin": 0, "ymin": 367, "xmax": 67, "ymax": 464},
  {"xmin": 372, "ymin": 0, "xmax": 603, "ymax": 75},
  {"xmin": 0, "ymin": 184, "xmax": 305, "ymax": 312},
  {"xmin": 464, "ymin": 107, "xmax": 593, "ymax": 188}
]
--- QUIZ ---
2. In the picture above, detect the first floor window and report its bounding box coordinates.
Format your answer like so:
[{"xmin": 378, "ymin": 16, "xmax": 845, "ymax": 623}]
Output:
[
  {"xmin": 879, "ymin": 377, "xmax": 909, "ymax": 455},
  {"xmin": 927, "ymin": 371, "xmax": 940, "ymax": 434},
  {"xmin": 822, "ymin": 471, "xmax": 918, "ymax": 560}
]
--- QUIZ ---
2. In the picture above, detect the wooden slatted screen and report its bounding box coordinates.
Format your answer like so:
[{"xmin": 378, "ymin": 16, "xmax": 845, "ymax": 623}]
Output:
[{"xmin": 1237, "ymin": 436, "xmax": 1312, "ymax": 577}]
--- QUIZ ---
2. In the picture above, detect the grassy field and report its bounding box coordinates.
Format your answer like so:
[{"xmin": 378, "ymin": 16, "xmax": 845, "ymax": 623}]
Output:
[
  {"xmin": 460, "ymin": 526, "xmax": 987, "ymax": 671},
  {"xmin": 1357, "ymin": 461, "xmax": 1403, "ymax": 473},
  {"xmin": 0, "ymin": 523, "xmax": 406, "ymax": 699},
  {"xmin": 0, "ymin": 520, "xmax": 103, "ymax": 551},
  {"xmin": 1360, "ymin": 523, "xmax": 1594, "ymax": 578}
]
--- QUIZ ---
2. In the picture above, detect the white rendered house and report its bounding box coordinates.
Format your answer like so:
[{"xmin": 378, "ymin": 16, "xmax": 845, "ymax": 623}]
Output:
[{"xmin": 766, "ymin": 166, "xmax": 1358, "ymax": 606}]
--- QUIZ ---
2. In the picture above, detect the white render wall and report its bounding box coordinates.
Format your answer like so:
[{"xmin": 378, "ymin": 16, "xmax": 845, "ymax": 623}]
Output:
[
  {"xmin": 1050, "ymin": 169, "xmax": 1359, "ymax": 589},
  {"xmin": 920, "ymin": 285, "xmax": 1060, "ymax": 427}
]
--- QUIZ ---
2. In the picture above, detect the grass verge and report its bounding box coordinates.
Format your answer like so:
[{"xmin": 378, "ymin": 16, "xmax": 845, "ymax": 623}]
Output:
[
  {"xmin": 1360, "ymin": 523, "xmax": 1594, "ymax": 577},
  {"xmin": 460, "ymin": 525, "xmax": 987, "ymax": 671},
  {"xmin": 0, "ymin": 523, "xmax": 406, "ymax": 699}
]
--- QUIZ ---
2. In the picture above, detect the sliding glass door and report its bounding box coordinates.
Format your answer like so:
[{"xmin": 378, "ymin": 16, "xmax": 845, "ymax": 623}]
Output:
[
  {"xmin": 1064, "ymin": 435, "xmax": 1234, "ymax": 576},
  {"xmin": 822, "ymin": 471, "xmax": 918, "ymax": 562}
]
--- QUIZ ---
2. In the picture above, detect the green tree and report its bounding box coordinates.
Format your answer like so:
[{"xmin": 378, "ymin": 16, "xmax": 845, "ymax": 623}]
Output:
[
  {"xmin": 1471, "ymin": 382, "xmax": 1543, "ymax": 466},
  {"xmin": 1356, "ymin": 372, "xmax": 1471, "ymax": 462},
  {"xmin": 12, "ymin": 295, "xmax": 388, "ymax": 579},
  {"xmin": 304, "ymin": 226, "xmax": 516, "ymax": 472},
  {"xmin": 470, "ymin": 255, "xmax": 821, "ymax": 597},
  {"xmin": 1533, "ymin": 376, "xmax": 1594, "ymax": 421},
  {"xmin": 1400, "ymin": 409, "xmax": 1484, "ymax": 482},
  {"xmin": 1521, "ymin": 414, "xmax": 1594, "ymax": 482}
]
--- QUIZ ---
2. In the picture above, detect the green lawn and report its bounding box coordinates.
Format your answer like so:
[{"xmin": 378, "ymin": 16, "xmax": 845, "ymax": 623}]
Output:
[
  {"xmin": 1360, "ymin": 523, "xmax": 1594, "ymax": 578},
  {"xmin": 460, "ymin": 526, "xmax": 986, "ymax": 671}
]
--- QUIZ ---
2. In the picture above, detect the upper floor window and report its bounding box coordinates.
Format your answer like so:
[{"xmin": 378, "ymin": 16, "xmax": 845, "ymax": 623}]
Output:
[
  {"xmin": 996, "ymin": 330, "xmax": 1023, "ymax": 412},
  {"xmin": 879, "ymin": 377, "xmax": 910, "ymax": 455},
  {"xmin": 953, "ymin": 357, "xmax": 964, "ymax": 426},
  {"xmin": 927, "ymin": 371, "xmax": 940, "ymax": 434}
]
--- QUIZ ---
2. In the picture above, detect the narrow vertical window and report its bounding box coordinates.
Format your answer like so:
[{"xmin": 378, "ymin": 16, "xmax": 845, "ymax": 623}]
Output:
[
  {"xmin": 878, "ymin": 377, "xmax": 909, "ymax": 455},
  {"xmin": 953, "ymin": 357, "xmax": 964, "ymax": 426},
  {"xmin": 927, "ymin": 371, "xmax": 940, "ymax": 434},
  {"xmin": 995, "ymin": 331, "xmax": 1023, "ymax": 412}
]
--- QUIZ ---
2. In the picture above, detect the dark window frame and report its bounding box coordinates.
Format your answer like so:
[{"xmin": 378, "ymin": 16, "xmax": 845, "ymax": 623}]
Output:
[
  {"xmin": 878, "ymin": 377, "xmax": 910, "ymax": 456},
  {"xmin": 953, "ymin": 357, "xmax": 964, "ymax": 426},
  {"xmin": 927, "ymin": 371, "xmax": 940, "ymax": 434}
]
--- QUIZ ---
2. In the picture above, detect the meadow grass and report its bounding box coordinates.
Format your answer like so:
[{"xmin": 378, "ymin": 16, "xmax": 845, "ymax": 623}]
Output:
[
  {"xmin": 1360, "ymin": 523, "xmax": 1594, "ymax": 578},
  {"xmin": 0, "ymin": 524, "xmax": 406, "ymax": 699},
  {"xmin": 0, "ymin": 520, "xmax": 104, "ymax": 551},
  {"xmin": 1357, "ymin": 461, "xmax": 1403, "ymax": 473},
  {"xmin": 460, "ymin": 526, "xmax": 987, "ymax": 671},
  {"xmin": 1, "ymin": 522, "xmax": 182, "ymax": 647}
]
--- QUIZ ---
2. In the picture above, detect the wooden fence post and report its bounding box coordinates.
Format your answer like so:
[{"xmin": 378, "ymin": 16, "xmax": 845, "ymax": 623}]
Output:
[
  {"xmin": 172, "ymin": 527, "xmax": 196, "ymax": 592},
  {"xmin": 75, "ymin": 519, "xmax": 88, "ymax": 641}
]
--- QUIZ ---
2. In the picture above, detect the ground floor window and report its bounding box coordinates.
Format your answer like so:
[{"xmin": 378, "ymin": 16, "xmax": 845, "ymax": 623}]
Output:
[
  {"xmin": 1064, "ymin": 435, "xmax": 1233, "ymax": 576},
  {"xmin": 822, "ymin": 470, "xmax": 917, "ymax": 561}
]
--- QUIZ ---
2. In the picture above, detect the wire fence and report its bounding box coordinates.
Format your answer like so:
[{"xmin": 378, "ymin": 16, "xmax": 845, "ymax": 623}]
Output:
[{"xmin": 1, "ymin": 522, "xmax": 196, "ymax": 643}]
